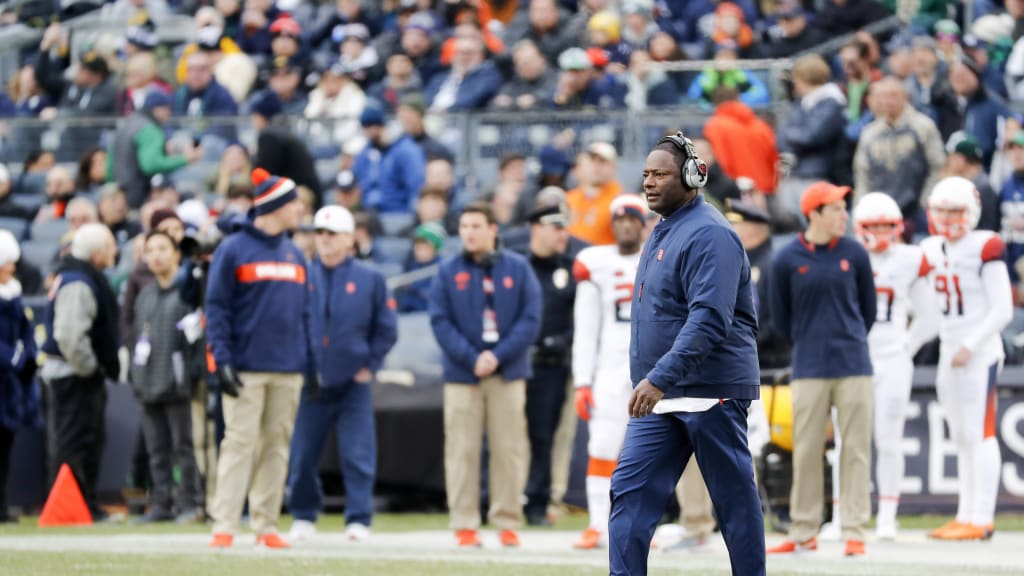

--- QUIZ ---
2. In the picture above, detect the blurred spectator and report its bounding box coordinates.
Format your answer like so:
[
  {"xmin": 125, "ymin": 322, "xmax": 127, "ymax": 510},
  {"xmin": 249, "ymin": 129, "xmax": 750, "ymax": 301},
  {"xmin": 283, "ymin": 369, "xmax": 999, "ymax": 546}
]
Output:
[
  {"xmin": 426, "ymin": 30, "xmax": 503, "ymax": 111},
  {"xmin": 703, "ymin": 87, "xmax": 779, "ymax": 196},
  {"xmin": 75, "ymin": 148, "xmax": 108, "ymax": 199},
  {"xmin": 677, "ymin": 0, "xmax": 759, "ymax": 44},
  {"xmin": 962, "ymin": 34, "xmax": 1008, "ymax": 99},
  {"xmin": 407, "ymin": 186, "xmax": 458, "ymax": 237},
  {"xmin": 934, "ymin": 19, "xmax": 960, "ymax": 63},
  {"xmin": 337, "ymin": 23, "xmax": 383, "ymax": 88},
  {"xmin": 216, "ymin": 0, "xmax": 243, "ymax": 38},
  {"xmin": 367, "ymin": 52, "xmax": 424, "ymax": 112},
  {"xmin": 11, "ymin": 149, "xmax": 53, "ymax": 197},
  {"xmin": 620, "ymin": 0, "xmax": 659, "ymax": 50},
  {"xmin": 305, "ymin": 62, "xmax": 367, "ymax": 147},
  {"xmin": 98, "ymin": 185, "xmax": 141, "ymax": 248},
  {"xmin": 692, "ymin": 138, "xmax": 742, "ymax": 207},
  {"xmin": 777, "ymin": 55, "xmax": 847, "ymax": 185},
  {"xmin": 943, "ymin": 133, "xmax": 999, "ymax": 232},
  {"xmin": 110, "ymin": 91, "xmax": 201, "ymax": 210},
  {"xmin": 128, "ymin": 231, "xmax": 202, "ymax": 524},
  {"xmin": 40, "ymin": 223, "xmax": 119, "ymax": 521},
  {"xmin": 552, "ymin": 47, "xmax": 626, "ymax": 109},
  {"xmin": 172, "ymin": 52, "xmax": 239, "ymax": 119},
  {"xmin": 175, "ymin": 8, "xmax": 245, "ymax": 83},
  {"xmin": 287, "ymin": 205, "xmax": 397, "ymax": 543},
  {"xmin": 251, "ymin": 92, "xmax": 324, "ymax": 208},
  {"xmin": 397, "ymin": 95, "xmax": 454, "ymax": 162},
  {"xmin": 853, "ymin": 77, "xmax": 945, "ymax": 232},
  {"xmin": 121, "ymin": 208, "xmax": 186, "ymax": 341},
  {"xmin": 686, "ymin": 42, "xmax": 770, "ymax": 107},
  {"xmin": 65, "ymin": 198, "xmax": 100, "ymax": 233},
  {"xmin": 8, "ymin": 61, "xmax": 51, "ymax": 117},
  {"xmin": 765, "ymin": 0, "xmax": 827, "ymax": 59},
  {"xmin": 149, "ymin": 175, "xmax": 181, "ymax": 208},
  {"xmin": 35, "ymin": 167, "xmax": 76, "ymax": 222},
  {"xmin": 292, "ymin": 219, "xmax": 316, "ymax": 262},
  {"xmin": 840, "ymin": 39, "xmax": 882, "ymax": 124},
  {"xmin": 354, "ymin": 211, "xmax": 382, "ymax": 261},
  {"xmin": 816, "ymin": 0, "xmax": 892, "ymax": 37},
  {"xmin": 396, "ymin": 222, "xmax": 445, "ymax": 313},
  {"xmin": 428, "ymin": 201, "xmax": 540, "ymax": 549},
  {"xmin": 587, "ymin": 11, "xmax": 631, "ymax": 68},
  {"xmin": 198, "ymin": 26, "xmax": 259, "ymax": 105},
  {"xmin": 423, "ymin": 157, "xmax": 462, "ymax": 203},
  {"xmin": 397, "ymin": 12, "xmax": 444, "ymax": 86},
  {"xmin": 0, "ymin": 165, "xmax": 36, "ymax": 220},
  {"xmin": 999, "ymin": 131, "xmax": 1024, "ymax": 283},
  {"xmin": 507, "ymin": 0, "xmax": 586, "ymax": 65},
  {"xmin": 119, "ymin": 52, "xmax": 171, "ymax": 115},
  {"xmin": 251, "ymin": 58, "xmax": 308, "ymax": 116},
  {"xmin": 234, "ymin": 0, "xmax": 276, "ymax": 55},
  {"xmin": 331, "ymin": 171, "xmax": 362, "ymax": 210},
  {"xmin": 625, "ymin": 49, "xmax": 679, "ymax": 109},
  {"xmin": 124, "ymin": 22, "xmax": 159, "ymax": 58},
  {"xmin": 310, "ymin": 0, "xmax": 379, "ymax": 51},
  {"xmin": 490, "ymin": 40, "xmax": 558, "ymax": 111},
  {"xmin": 566, "ymin": 142, "xmax": 623, "ymax": 246},
  {"xmin": 884, "ymin": 37, "xmax": 913, "ymax": 80},
  {"xmin": 906, "ymin": 36, "xmax": 960, "ymax": 141},
  {"xmin": 34, "ymin": 32, "xmax": 117, "ymax": 118},
  {"xmin": 0, "ymin": 228, "xmax": 40, "ymax": 523},
  {"xmin": 212, "ymin": 143, "xmax": 252, "ymax": 197},
  {"xmin": 105, "ymin": 0, "xmax": 170, "ymax": 25},
  {"xmin": 704, "ymin": 2, "xmax": 761, "ymax": 59},
  {"xmin": 950, "ymin": 57, "xmax": 1012, "ymax": 171},
  {"xmin": 223, "ymin": 184, "xmax": 255, "ymax": 216},
  {"xmin": 352, "ymin": 107, "xmax": 426, "ymax": 213}
]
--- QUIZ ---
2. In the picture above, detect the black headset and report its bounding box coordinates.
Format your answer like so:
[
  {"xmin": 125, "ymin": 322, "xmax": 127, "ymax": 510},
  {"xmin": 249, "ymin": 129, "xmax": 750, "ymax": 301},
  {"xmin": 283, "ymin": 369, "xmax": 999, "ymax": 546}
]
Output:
[{"xmin": 656, "ymin": 131, "xmax": 709, "ymax": 190}]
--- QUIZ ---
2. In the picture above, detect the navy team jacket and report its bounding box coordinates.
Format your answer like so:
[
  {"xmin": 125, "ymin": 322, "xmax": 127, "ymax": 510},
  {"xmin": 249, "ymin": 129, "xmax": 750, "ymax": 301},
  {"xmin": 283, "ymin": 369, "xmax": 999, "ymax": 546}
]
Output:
[
  {"xmin": 205, "ymin": 220, "xmax": 317, "ymax": 374},
  {"xmin": 310, "ymin": 257, "xmax": 398, "ymax": 387},
  {"xmin": 629, "ymin": 194, "xmax": 761, "ymax": 400},
  {"xmin": 428, "ymin": 250, "xmax": 542, "ymax": 384}
]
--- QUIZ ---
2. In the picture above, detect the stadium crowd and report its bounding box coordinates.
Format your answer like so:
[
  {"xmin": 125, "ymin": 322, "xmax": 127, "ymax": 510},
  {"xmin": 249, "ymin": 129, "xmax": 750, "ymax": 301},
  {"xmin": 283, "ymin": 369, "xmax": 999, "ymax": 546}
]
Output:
[{"xmin": 2, "ymin": 0, "xmax": 1024, "ymax": 565}]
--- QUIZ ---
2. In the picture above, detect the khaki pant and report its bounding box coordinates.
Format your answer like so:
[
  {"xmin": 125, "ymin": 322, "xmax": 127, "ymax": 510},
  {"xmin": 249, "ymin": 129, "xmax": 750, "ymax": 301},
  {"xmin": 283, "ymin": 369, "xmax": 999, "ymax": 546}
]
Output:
[
  {"xmin": 676, "ymin": 455, "xmax": 715, "ymax": 537},
  {"xmin": 444, "ymin": 377, "xmax": 529, "ymax": 531},
  {"xmin": 548, "ymin": 377, "xmax": 578, "ymax": 518},
  {"xmin": 211, "ymin": 372, "xmax": 302, "ymax": 535},
  {"xmin": 190, "ymin": 377, "xmax": 217, "ymax": 513},
  {"xmin": 789, "ymin": 376, "xmax": 872, "ymax": 541}
]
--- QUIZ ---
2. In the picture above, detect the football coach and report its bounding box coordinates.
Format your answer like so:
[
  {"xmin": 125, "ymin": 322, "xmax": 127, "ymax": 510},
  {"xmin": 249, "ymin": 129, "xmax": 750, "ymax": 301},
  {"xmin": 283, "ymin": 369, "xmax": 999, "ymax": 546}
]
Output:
[{"xmin": 607, "ymin": 132, "xmax": 765, "ymax": 576}]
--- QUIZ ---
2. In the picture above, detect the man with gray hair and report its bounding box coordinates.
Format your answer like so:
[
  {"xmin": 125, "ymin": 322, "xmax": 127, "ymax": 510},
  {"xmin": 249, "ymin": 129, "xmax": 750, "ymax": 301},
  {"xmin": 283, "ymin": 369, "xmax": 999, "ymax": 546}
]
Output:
[{"xmin": 40, "ymin": 223, "xmax": 119, "ymax": 521}]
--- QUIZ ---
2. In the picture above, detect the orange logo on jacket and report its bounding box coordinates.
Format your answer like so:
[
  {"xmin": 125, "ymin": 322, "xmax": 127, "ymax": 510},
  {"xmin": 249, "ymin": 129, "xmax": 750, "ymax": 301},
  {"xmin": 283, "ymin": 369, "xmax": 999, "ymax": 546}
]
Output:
[
  {"xmin": 657, "ymin": 249, "xmax": 664, "ymax": 261},
  {"xmin": 840, "ymin": 259, "xmax": 850, "ymax": 272},
  {"xmin": 798, "ymin": 265, "xmax": 810, "ymax": 275},
  {"xmin": 235, "ymin": 262, "xmax": 306, "ymax": 284},
  {"xmin": 503, "ymin": 276, "xmax": 514, "ymax": 289},
  {"xmin": 346, "ymin": 281, "xmax": 356, "ymax": 294},
  {"xmin": 455, "ymin": 272, "xmax": 471, "ymax": 291}
]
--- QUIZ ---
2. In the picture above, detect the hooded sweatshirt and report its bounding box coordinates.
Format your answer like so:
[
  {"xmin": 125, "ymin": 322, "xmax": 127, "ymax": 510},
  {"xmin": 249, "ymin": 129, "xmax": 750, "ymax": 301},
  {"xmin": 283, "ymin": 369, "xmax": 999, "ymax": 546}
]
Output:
[{"xmin": 703, "ymin": 100, "xmax": 780, "ymax": 194}]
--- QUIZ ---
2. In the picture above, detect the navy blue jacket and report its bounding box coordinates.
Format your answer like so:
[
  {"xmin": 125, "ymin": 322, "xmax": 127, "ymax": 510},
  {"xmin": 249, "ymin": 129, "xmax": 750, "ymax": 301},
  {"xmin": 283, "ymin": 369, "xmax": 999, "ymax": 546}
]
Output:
[
  {"xmin": 0, "ymin": 293, "xmax": 40, "ymax": 429},
  {"xmin": 963, "ymin": 89, "xmax": 1011, "ymax": 171},
  {"xmin": 311, "ymin": 257, "xmax": 398, "ymax": 387},
  {"xmin": 630, "ymin": 195, "xmax": 760, "ymax": 400},
  {"xmin": 770, "ymin": 235, "xmax": 875, "ymax": 379},
  {"xmin": 424, "ymin": 61, "xmax": 505, "ymax": 110},
  {"xmin": 999, "ymin": 172, "xmax": 1024, "ymax": 282},
  {"xmin": 428, "ymin": 250, "xmax": 542, "ymax": 384},
  {"xmin": 352, "ymin": 134, "xmax": 426, "ymax": 214},
  {"xmin": 172, "ymin": 80, "xmax": 239, "ymax": 117},
  {"xmin": 205, "ymin": 220, "xmax": 317, "ymax": 374}
]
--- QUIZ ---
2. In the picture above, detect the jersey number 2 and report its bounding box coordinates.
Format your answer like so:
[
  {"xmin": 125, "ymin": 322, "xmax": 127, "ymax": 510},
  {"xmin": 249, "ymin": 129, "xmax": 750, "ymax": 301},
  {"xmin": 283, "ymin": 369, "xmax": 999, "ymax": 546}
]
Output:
[
  {"xmin": 614, "ymin": 283, "xmax": 634, "ymax": 323},
  {"xmin": 935, "ymin": 274, "xmax": 964, "ymax": 316}
]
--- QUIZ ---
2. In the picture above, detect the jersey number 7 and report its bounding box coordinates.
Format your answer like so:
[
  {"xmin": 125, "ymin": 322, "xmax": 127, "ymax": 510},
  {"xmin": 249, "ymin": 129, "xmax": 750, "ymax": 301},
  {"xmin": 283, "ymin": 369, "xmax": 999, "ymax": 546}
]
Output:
[
  {"xmin": 935, "ymin": 274, "xmax": 964, "ymax": 316},
  {"xmin": 876, "ymin": 286, "xmax": 894, "ymax": 323}
]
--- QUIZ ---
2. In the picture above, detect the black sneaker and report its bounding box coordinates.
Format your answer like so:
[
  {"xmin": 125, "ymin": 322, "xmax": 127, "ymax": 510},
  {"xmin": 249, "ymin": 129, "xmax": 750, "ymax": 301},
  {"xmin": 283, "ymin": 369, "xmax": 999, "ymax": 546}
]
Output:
[
  {"xmin": 132, "ymin": 510, "xmax": 175, "ymax": 524},
  {"xmin": 525, "ymin": 513, "xmax": 552, "ymax": 527}
]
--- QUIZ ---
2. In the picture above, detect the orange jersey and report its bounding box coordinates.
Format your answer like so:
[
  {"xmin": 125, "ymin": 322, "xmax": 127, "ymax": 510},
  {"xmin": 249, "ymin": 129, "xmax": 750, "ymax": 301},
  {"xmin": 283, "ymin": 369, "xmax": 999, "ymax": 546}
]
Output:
[{"xmin": 567, "ymin": 182, "xmax": 623, "ymax": 246}]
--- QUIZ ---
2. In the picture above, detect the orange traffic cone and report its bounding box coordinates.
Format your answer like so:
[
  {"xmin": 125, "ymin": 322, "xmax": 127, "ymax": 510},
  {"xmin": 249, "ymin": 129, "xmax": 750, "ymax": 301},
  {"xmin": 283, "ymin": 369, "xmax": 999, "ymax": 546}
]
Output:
[{"xmin": 38, "ymin": 464, "xmax": 93, "ymax": 527}]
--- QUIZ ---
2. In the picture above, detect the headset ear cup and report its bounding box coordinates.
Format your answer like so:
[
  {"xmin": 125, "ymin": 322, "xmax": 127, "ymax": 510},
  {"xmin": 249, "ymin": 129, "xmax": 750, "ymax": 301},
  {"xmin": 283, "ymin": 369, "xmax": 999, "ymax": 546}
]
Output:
[{"xmin": 686, "ymin": 158, "xmax": 709, "ymax": 189}]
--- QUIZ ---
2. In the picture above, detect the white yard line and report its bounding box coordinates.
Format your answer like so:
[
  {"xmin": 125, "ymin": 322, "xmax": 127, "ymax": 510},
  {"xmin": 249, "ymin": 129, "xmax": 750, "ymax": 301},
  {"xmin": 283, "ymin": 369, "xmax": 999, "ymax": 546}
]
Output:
[{"xmin": 1, "ymin": 530, "xmax": 1023, "ymax": 575}]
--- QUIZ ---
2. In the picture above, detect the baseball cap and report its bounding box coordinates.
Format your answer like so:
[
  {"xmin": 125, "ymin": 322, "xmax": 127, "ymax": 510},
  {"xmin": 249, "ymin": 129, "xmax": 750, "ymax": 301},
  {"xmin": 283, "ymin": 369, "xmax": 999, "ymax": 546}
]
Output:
[
  {"xmin": 539, "ymin": 145, "xmax": 573, "ymax": 177},
  {"xmin": 724, "ymin": 199, "xmax": 771, "ymax": 224},
  {"xmin": 800, "ymin": 181, "xmax": 850, "ymax": 216},
  {"xmin": 79, "ymin": 51, "xmax": 109, "ymax": 76},
  {"xmin": 610, "ymin": 194, "xmax": 648, "ymax": 221},
  {"xmin": 143, "ymin": 90, "xmax": 172, "ymax": 110},
  {"xmin": 196, "ymin": 25, "xmax": 223, "ymax": 51},
  {"xmin": 528, "ymin": 203, "xmax": 569, "ymax": 226},
  {"xmin": 314, "ymin": 205, "xmax": 355, "ymax": 234},
  {"xmin": 946, "ymin": 131, "xmax": 983, "ymax": 162},
  {"xmin": 404, "ymin": 11, "xmax": 437, "ymax": 34},
  {"xmin": 335, "ymin": 170, "xmax": 358, "ymax": 191},
  {"xmin": 360, "ymin": 106, "xmax": 386, "ymax": 127},
  {"xmin": 270, "ymin": 16, "xmax": 302, "ymax": 37},
  {"xmin": 962, "ymin": 33, "xmax": 987, "ymax": 50},
  {"xmin": 587, "ymin": 142, "xmax": 618, "ymax": 162},
  {"xmin": 558, "ymin": 47, "xmax": 593, "ymax": 71}
]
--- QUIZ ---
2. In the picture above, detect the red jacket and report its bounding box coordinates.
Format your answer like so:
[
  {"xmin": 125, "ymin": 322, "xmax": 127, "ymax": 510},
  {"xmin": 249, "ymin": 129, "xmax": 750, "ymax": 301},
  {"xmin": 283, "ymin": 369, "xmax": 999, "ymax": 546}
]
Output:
[{"xmin": 703, "ymin": 101, "xmax": 779, "ymax": 194}]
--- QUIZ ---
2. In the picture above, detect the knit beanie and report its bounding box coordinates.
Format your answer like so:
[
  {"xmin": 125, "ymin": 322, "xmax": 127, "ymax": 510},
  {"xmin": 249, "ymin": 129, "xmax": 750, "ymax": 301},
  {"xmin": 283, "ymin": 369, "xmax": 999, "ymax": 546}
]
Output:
[{"xmin": 251, "ymin": 168, "xmax": 298, "ymax": 216}]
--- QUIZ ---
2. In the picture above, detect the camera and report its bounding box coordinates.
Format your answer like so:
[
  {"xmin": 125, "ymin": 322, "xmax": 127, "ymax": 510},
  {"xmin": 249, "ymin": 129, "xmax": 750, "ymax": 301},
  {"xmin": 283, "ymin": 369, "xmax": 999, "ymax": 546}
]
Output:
[{"xmin": 179, "ymin": 228, "xmax": 222, "ymax": 259}]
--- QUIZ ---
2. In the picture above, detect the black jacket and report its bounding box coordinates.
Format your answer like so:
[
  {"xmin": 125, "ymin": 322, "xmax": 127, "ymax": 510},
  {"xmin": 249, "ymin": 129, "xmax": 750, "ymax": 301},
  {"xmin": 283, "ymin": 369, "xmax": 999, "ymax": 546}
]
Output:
[
  {"xmin": 528, "ymin": 252, "xmax": 576, "ymax": 364},
  {"xmin": 256, "ymin": 124, "xmax": 324, "ymax": 207},
  {"xmin": 817, "ymin": 0, "xmax": 891, "ymax": 37}
]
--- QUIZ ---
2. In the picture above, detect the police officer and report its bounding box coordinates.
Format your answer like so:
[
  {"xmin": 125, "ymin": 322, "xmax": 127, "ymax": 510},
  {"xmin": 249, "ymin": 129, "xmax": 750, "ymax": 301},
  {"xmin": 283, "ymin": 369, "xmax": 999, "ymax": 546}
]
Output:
[{"xmin": 522, "ymin": 201, "xmax": 577, "ymax": 526}]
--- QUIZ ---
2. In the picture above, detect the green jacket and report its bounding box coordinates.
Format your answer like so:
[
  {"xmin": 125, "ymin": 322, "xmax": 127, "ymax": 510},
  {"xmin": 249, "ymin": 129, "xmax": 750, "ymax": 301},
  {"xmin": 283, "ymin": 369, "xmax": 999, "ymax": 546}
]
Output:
[{"xmin": 107, "ymin": 112, "xmax": 188, "ymax": 208}]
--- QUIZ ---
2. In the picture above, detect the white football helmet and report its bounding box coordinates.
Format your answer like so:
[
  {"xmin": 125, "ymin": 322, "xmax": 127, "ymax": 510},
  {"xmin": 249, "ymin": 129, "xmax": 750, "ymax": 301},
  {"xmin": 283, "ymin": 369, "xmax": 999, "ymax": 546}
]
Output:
[
  {"xmin": 927, "ymin": 176, "xmax": 981, "ymax": 241},
  {"xmin": 853, "ymin": 192, "xmax": 903, "ymax": 252}
]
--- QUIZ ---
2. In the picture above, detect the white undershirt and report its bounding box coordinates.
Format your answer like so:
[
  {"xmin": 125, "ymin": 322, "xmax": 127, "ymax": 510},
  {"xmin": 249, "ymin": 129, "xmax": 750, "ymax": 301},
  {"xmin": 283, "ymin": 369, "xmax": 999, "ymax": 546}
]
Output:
[{"xmin": 652, "ymin": 397, "xmax": 726, "ymax": 414}]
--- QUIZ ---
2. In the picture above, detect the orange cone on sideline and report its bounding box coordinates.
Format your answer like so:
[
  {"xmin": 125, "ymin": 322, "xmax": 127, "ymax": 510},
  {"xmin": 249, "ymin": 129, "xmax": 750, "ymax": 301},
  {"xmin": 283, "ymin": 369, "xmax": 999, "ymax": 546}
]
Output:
[{"xmin": 38, "ymin": 463, "xmax": 92, "ymax": 527}]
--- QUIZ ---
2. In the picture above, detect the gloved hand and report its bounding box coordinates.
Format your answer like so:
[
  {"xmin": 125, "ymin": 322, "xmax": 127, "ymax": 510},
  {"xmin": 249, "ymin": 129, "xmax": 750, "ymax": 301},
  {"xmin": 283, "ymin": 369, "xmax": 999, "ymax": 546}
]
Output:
[
  {"xmin": 575, "ymin": 386, "xmax": 594, "ymax": 421},
  {"xmin": 217, "ymin": 364, "xmax": 244, "ymax": 398}
]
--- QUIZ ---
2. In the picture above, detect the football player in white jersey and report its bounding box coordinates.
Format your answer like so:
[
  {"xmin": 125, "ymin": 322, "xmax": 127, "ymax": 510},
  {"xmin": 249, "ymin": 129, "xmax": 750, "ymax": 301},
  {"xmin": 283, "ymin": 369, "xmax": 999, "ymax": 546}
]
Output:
[
  {"xmin": 571, "ymin": 194, "xmax": 647, "ymax": 549},
  {"xmin": 852, "ymin": 192, "xmax": 940, "ymax": 539},
  {"xmin": 921, "ymin": 176, "xmax": 1013, "ymax": 541}
]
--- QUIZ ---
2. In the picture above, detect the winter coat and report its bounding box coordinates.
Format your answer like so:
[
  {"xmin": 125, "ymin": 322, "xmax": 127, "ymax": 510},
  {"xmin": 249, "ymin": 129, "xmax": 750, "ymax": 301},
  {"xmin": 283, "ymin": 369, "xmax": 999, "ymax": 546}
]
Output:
[
  {"xmin": 0, "ymin": 285, "xmax": 40, "ymax": 429},
  {"xmin": 778, "ymin": 83, "xmax": 848, "ymax": 179}
]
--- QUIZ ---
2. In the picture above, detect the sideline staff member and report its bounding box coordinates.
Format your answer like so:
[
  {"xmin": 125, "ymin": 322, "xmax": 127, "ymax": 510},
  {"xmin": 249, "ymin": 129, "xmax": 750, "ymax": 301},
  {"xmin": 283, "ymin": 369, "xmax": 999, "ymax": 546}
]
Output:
[{"xmin": 608, "ymin": 132, "xmax": 765, "ymax": 576}]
